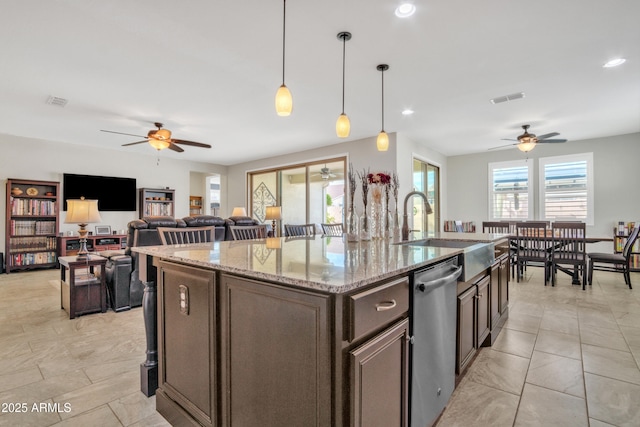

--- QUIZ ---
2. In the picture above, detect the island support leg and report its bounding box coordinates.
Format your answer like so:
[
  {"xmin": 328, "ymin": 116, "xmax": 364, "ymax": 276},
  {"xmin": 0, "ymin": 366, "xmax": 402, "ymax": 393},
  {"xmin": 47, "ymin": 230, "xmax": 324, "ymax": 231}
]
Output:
[
  {"xmin": 140, "ymin": 278, "xmax": 158, "ymax": 396},
  {"xmin": 139, "ymin": 253, "xmax": 158, "ymax": 397}
]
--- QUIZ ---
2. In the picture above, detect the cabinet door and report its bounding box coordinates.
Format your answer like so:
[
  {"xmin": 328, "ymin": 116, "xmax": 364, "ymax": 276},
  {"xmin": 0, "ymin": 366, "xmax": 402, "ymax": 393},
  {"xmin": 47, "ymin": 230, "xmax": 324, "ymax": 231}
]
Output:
[
  {"xmin": 349, "ymin": 318, "xmax": 409, "ymax": 427},
  {"xmin": 499, "ymin": 257, "xmax": 509, "ymax": 314},
  {"xmin": 490, "ymin": 263, "xmax": 500, "ymax": 329},
  {"xmin": 457, "ymin": 286, "xmax": 476, "ymax": 374},
  {"xmin": 220, "ymin": 274, "xmax": 331, "ymax": 427},
  {"xmin": 158, "ymin": 262, "xmax": 216, "ymax": 426},
  {"xmin": 476, "ymin": 276, "xmax": 490, "ymax": 347}
]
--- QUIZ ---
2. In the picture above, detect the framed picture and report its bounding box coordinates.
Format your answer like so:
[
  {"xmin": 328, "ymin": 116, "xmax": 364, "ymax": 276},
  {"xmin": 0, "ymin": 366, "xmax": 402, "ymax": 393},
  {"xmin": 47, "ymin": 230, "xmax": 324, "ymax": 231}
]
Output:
[{"xmin": 95, "ymin": 225, "xmax": 111, "ymax": 235}]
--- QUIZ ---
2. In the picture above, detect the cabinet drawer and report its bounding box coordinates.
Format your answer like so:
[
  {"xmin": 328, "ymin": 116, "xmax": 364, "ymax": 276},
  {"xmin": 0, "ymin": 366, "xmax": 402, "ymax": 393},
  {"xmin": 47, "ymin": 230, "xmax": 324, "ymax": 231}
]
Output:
[{"xmin": 347, "ymin": 277, "xmax": 409, "ymax": 342}]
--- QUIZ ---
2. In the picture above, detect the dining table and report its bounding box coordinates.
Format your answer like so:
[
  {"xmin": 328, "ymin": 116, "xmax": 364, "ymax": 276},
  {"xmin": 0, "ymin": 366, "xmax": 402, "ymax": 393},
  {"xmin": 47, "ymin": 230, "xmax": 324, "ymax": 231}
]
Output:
[{"xmin": 509, "ymin": 232, "xmax": 612, "ymax": 288}]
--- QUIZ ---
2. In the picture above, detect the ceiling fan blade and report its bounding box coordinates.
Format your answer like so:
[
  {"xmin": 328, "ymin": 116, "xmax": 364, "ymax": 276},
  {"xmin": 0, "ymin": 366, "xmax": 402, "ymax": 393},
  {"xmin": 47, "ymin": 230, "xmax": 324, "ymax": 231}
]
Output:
[
  {"xmin": 171, "ymin": 139, "xmax": 212, "ymax": 148},
  {"xmin": 488, "ymin": 143, "xmax": 517, "ymax": 150},
  {"xmin": 168, "ymin": 143, "xmax": 184, "ymax": 152},
  {"xmin": 122, "ymin": 140, "xmax": 149, "ymax": 146},
  {"xmin": 536, "ymin": 132, "xmax": 560, "ymax": 140},
  {"xmin": 500, "ymin": 138, "xmax": 518, "ymax": 142},
  {"xmin": 101, "ymin": 129, "xmax": 148, "ymax": 138},
  {"xmin": 537, "ymin": 139, "xmax": 567, "ymax": 143}
]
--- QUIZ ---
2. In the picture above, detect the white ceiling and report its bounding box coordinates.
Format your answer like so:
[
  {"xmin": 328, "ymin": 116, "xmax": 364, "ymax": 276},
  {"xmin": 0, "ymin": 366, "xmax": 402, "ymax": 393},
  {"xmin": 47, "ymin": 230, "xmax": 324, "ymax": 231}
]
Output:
[{"xmin": 1, "ymin": 0, "xmax": 638, "ymax": 165}]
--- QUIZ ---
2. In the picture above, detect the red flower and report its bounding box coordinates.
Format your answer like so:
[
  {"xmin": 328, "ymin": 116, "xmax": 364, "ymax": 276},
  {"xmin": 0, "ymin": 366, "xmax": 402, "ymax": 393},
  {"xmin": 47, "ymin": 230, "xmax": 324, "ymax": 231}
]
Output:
[{"xmin": 367, "ymin": 172, "xmax": 391, "ymax": 185}]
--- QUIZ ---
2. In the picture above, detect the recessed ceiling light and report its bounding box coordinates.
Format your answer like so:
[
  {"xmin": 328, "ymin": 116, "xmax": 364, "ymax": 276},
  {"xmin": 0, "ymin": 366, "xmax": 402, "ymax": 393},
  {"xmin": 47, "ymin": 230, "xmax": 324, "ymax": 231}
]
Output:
[
  {"xmin": 402, "ymin": 109, "xmax": 414, "ymax": 115},
  {"xmin": 603, "ymin": 58, "xmax": 626, "ymax": 68},
  {"xmin": 395, "ymin": 2, "xmax": 416, "ymax": 18}
]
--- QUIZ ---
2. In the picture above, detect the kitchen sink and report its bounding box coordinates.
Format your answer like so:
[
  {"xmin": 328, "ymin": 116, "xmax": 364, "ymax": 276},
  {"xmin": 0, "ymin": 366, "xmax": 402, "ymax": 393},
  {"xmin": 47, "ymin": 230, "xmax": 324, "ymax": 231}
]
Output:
[{"xmin": 402, "ymin": 239, "xmax": 495, "ymax": 282}]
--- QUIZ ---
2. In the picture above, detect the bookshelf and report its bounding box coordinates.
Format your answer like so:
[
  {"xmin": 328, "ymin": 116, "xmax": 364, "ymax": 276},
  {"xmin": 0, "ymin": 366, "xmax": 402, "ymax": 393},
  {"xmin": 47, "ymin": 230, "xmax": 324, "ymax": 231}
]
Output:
[
  {"xmin": 189, "ymin": 195, "xmax": 203, "ymax": 217},
  {"xmin": 5, "ymin": 178, "xmax": 60, "ymax": 273},
  {"xmin": 444, "ymin": 220, "xmax": 476, "ymax": 233},
  {"xmin": 614, "ymin": 221, "xmax": 640, "ymax": 272},
  {"xmin": 139, "ymin": 188, "xmax": 175, "ymax": 218}
]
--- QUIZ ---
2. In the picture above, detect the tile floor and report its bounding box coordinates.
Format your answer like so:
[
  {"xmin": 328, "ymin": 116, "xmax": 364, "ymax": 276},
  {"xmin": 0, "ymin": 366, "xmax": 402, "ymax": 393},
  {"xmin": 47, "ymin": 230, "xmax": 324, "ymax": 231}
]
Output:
[
  {"xmin": 0, "ymin": 267, "xmax": 638, "ymax": 426},
  {"xmin": 437, "ymin": 267, "xmax": 640, "ymax": 427}
]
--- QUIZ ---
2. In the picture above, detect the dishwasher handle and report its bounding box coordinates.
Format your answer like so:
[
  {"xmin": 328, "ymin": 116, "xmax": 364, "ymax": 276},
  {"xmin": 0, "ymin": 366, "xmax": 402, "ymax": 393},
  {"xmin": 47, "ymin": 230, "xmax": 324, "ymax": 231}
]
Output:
[{"xmin": 416, "ymin": 265, "xmax": 463, "ymax": 293}]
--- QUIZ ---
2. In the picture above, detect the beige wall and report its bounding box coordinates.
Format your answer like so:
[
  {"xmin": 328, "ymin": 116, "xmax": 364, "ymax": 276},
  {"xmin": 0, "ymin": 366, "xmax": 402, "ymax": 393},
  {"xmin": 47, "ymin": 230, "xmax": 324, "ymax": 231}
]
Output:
[
  {"xmin": 446, "ymin": 132, "xmax": 640, "ymax": 249},
  {"xmin": 0, "ymin": 133, "xmax": 226, "ymax": 250}
]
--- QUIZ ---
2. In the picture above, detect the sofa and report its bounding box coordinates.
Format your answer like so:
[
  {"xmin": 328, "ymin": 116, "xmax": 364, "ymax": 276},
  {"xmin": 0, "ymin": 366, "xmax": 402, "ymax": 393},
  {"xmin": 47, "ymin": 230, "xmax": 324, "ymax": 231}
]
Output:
[{"xmin": 104, "ymin": 215, "xmax": 226, "ymax": 311}]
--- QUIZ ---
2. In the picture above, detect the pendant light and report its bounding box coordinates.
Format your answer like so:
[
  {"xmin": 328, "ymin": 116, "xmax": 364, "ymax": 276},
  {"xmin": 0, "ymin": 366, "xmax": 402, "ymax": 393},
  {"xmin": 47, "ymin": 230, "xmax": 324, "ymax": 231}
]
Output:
[
  {"xmin": 376, "ymin": 64, "xmax": 390, "ymax": 151},
  {"xmin": 336, "ymin": 31, "xmax": 352, "ymax": 138},
  {"xmin": 275, "ymin": 0, "xmax": 292, "ymax": 116}
]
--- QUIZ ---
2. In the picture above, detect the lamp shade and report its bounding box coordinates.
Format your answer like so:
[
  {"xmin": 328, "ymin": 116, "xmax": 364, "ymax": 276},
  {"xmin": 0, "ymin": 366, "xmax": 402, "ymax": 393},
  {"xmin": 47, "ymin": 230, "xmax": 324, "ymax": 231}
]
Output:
[
  {"xmin": 377, "ymin": 131, "xmax": 389, "ymax": 151},
  {"xmin": 65, "ymin": 198, "xmax": 102, "ymax": 224},
  {"xmin": 275, "ymin": 84, "xmax": 293, "ymax": 116},
  {"xmin": 231, "ymin": 207, "xmax": 247, "ymax": 217},
  {"xmin": 265, "ymin": 206, "xmax": 282, "ymax": 220},
  {"xmin": 336, "ymin": 113, "xmax": 351, "ymax": 138}
]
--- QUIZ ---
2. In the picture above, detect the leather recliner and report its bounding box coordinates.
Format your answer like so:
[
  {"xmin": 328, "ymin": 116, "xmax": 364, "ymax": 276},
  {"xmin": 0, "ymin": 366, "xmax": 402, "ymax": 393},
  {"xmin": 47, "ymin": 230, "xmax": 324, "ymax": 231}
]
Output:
[{"xmin": 104, "ymin": 215, "xmax": 227, "ymax": 311}]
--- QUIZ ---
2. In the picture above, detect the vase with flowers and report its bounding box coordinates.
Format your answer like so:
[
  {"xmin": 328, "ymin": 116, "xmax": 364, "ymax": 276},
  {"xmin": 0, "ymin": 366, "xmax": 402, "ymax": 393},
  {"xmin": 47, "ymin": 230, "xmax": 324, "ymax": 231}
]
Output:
[
  {"xmin": 346, "ymin": 164, "xmax": 359, "ymax": 241},
  {"xmin": 367, "ymin": 172, "xmax": 391, "ymax": 239},
  {"xmin": 358, "ymin": 169, "xmax": 371, "ymax": 240}
]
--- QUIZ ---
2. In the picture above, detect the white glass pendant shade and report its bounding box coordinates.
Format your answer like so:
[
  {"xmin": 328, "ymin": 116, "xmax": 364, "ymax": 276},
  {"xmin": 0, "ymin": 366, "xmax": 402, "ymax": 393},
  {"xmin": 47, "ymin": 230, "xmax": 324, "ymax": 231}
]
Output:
[
  {"xmin": 336, "ymin": 113, "xmax": 351, "ymax": 138},
  {"xmin": 377, "ymin": 131, "xmax": 389, "ymax": 151},
  {"xmin": 275, "ymin": 84, "xmax": 293, "ymax": 116}
]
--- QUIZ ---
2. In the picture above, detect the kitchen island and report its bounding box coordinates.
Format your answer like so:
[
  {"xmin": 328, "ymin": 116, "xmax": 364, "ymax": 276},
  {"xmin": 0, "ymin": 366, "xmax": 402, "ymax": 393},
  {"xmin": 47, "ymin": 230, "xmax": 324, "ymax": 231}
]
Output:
[{"xmin": 132, "ymin": 232, "xmax": 508, "ymax": 426}]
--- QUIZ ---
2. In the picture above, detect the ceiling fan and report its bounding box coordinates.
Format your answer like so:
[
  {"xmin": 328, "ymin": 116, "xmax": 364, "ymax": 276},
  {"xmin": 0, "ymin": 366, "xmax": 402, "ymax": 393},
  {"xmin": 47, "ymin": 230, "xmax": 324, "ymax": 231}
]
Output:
[
  {"xmin": 490, "ymin": 124, "xmax": 567, "ymax": 152},
  {"xmin": 312, "ymin": 165, "xmax": 343, "ymax": 180},
  {"xmin": 100, "ymin": 122, "xmax": 212, "ymax": 152}
]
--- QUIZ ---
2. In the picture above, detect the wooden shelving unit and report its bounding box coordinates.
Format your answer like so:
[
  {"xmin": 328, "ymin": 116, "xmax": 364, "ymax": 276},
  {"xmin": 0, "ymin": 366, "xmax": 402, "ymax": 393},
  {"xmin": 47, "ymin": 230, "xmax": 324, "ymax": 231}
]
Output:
[
  {"xmin": 189, "ymin": 195, "xmax": 203, "ymax": 217},
  {"xmin": 614, "ymin": 221, "xmax": 640, "ymax": 272},
  {"xmin": 5, "ymin": 178, "xmax": 60, "ymax": 273},
  {"xmin": 139, "ymin": 188, "xmax": 175, "ymax": 218}
]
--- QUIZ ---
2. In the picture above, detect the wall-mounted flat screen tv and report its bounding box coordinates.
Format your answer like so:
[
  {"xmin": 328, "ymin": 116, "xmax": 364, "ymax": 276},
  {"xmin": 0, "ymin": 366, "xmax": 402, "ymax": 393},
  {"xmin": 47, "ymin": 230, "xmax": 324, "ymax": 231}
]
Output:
[{"xmin": 63, "ymin": 173, "xmax": 137, "ymax": 211}]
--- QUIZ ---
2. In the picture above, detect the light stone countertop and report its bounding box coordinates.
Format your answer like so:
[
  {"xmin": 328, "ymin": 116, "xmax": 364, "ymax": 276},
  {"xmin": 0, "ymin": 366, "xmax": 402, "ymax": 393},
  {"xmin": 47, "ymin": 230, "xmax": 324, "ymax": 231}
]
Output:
[{"xmin": 132, "ymin": 232, "xmax": 508, "ymax": 294}]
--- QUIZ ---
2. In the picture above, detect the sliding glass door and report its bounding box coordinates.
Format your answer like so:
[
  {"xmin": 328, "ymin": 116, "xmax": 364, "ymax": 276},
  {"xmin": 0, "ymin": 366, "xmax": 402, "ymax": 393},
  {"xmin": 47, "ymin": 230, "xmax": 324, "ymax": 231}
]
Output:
[{"xmin": 412, "ymin": 158, "xmax": 440, "ymax": 234}]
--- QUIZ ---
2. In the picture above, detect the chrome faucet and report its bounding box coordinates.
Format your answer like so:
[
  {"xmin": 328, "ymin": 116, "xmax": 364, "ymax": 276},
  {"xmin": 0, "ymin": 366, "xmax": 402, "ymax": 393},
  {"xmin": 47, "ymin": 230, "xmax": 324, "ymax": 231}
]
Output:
[{"xmin": 402, "ymin": 191, "xmax": 433, "ymax": 241}]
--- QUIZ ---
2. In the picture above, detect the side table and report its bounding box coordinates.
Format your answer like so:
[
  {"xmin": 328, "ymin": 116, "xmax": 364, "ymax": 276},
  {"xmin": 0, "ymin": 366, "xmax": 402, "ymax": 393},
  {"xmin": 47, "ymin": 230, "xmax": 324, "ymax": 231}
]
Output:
[{"xmin": 59, "ymin": 255, "xmax": 107, "ymax": 319}]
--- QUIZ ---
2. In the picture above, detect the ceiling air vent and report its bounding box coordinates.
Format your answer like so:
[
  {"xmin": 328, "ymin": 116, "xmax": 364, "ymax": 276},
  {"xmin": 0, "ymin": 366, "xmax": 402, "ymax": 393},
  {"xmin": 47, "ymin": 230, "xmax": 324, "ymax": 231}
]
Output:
[
  {"xmin": 46, "ymin": 96, "xmax": 68, "ymax": 107},
  {"xmin": 490, "ymin": 92, "xmax": 525, "ymax": 105}
]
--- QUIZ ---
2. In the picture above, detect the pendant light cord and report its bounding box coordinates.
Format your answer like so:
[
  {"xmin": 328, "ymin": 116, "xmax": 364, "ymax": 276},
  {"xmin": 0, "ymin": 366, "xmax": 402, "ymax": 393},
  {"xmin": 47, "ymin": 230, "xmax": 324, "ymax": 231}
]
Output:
[
  {"xmin": 341, "ymin": 35, "xmax": 346, "ymax": 114},
  {"xmin": 282, "ymin": 0, "xmax": 287, "ymax": 85},
  {"xmin": 381, "ymin": 68, "xmax": 385, "ymax": 131}
]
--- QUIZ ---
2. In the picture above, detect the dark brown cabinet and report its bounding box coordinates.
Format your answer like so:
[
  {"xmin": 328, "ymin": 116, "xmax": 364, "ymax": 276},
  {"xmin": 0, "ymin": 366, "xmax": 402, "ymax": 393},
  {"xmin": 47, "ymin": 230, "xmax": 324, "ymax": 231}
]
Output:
[
  {"xmin": 155, "ymin": 260, "xmax": 410, "ymax": 427},
  {"xmin": 219, "ymin": 273, "xmax": 332, "ymax": 427},
  {"xmin": 476, "ymin": 275, "xmax": 491, "ymax": 347},
  {"xmin": 457, "ymin": 284, "xmax": 476, "ymax": 374},
  {"xmin": 349, "ymin": 318, "xmax": 409, "ymax": 427}
]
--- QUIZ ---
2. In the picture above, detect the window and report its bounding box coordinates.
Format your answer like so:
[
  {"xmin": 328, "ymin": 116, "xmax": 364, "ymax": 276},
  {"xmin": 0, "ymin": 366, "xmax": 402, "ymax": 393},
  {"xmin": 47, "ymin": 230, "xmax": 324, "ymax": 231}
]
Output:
[
  {"xmin": 539, "ymin": 153, "xmax": 593, "ymax": 225},
  {"xmin": 412, "ymin": 158, "xmax": 440, "ymax": 233},
  {"xmin": 248, "ymin": 158, "xmax": 346, "ymax": 232},
  {"xmin": 488, "ymin": 160, "xmax": 533, "ymax": 220}
]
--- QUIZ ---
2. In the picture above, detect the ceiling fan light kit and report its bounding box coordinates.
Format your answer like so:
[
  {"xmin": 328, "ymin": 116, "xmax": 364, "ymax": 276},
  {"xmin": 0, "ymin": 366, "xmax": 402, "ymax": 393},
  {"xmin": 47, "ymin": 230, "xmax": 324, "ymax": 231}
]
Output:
[
  {"xmin": 275, "ymin": 0, "xmax": 292, "ymax": 116},
  {"xmin": 101, "ymin": 122, "xmax": 211, "ymax": 153},
  {"xmin": 489, "ymin": 124, "xmax": 568, "ymax": 152}
]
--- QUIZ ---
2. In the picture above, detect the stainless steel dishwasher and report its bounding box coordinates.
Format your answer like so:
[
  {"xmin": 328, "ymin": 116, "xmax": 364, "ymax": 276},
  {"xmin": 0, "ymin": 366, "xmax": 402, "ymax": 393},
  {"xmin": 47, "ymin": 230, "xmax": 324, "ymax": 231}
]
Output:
[{"xmin": 410, "ymin": 256, "xmax": 463, "ymax": 427}]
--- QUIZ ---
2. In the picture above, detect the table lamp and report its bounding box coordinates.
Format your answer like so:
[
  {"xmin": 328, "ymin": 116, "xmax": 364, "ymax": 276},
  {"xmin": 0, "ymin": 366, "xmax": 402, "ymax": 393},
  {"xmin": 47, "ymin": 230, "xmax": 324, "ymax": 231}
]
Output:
[
  {"xmin": 231, "ymin": 207, "xmax": 247, "ymax": 217},
  {"xmin": 265, "ymin": 206, "xmax": 282, "ymax": 237},
  {"xmin": 65, "ymin": 197, "xmax": 102, "ymax": 260}
]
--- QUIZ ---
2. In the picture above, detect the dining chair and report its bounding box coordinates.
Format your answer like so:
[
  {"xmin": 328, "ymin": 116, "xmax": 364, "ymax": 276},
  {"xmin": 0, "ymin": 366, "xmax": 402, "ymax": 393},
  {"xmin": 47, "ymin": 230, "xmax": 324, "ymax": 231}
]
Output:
[
  {"xmin": 515, "ymin": 222, "xmax": 550, "ymax": 283},
  {"xmin": 157, "ymin": 226, "xmax": 216, "ymax": 245},
  {"xmin": 550, "ymin": 221, "xmax": 586, "ymax": 289},
  {"xmin": 483, "ymin": 221, "xmax": 518, "ymax": 278},
  {"xmin": 229, "ymin": 225, "xmax": 268, "ymax": 241},
  {"xmin": 321, "ymin": 223, "xmax": 343, "ymax": 236},
  {"xmin": 588, "ymin": 224, "xmax": 640, "ymax": 289},
  {"xmin": 284, "ymin": 223, "xmax": 316, "ymax": 237}
]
